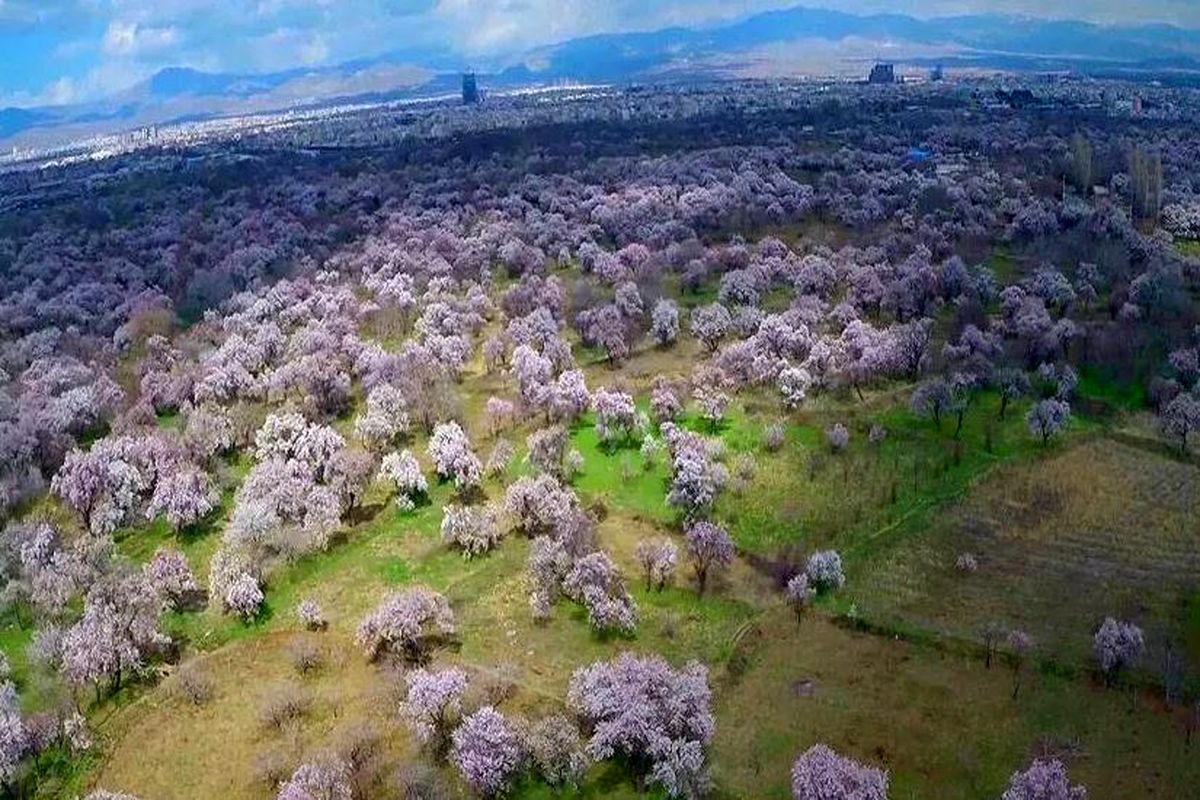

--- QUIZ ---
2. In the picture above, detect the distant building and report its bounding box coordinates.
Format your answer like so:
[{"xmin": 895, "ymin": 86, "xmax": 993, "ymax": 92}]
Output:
[
  {"xmin": 868, "ymin": 63, "xmax": 896, "ymax": 85},
  {"xmin": 462, "ymin": 72, "xmax": 479, "ymax": 105},
  {"xmin": 931, "ymin": 65, "xmax": 944, "ymax": 82}
]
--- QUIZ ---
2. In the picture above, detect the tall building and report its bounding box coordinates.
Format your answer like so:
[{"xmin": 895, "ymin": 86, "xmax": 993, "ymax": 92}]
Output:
[
  {"xmin": 462, "ymin": 72, "xmax": 479, "ymax": 105},
  {"xmin": 868, "ymin": 63, "xmax": 896, "ymax": 85},
  {"xmin": 931, "ymin": 65, "xmax": 944, "ymax": 82}
]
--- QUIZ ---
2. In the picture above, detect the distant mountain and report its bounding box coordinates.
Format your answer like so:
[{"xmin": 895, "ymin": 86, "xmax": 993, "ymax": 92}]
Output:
[
  {"xmin": 0, "ymin": 107, "xmax": 55, "ymax": 140},
  {"xmin": 6, "ymin": 5, "xmax": 1200, "ymax": 149},
  {"xmin": 515, "ymin": 8, "xmax": 1200, "ymax": 83}
]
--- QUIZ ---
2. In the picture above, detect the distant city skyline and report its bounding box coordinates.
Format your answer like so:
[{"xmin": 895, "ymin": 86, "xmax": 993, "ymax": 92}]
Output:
[{"xmin": 3, "ymin": 1, "xmax": 1200, "ymax": 108}]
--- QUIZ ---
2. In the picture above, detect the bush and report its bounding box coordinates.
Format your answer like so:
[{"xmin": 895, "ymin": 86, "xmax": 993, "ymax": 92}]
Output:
[
  {"xmin": 480, "ymin": 663, "xmax": 521, "ymax": 706},
  {"xmin": 393, "ymin": 761, "xmax": 448, "ymax": 800},
  {"xmin": 175, "ymin": 661, "xmax": 213, "ymax": 705},
  {"xmin": 258, "ymin": 682, "xmax": 310, "ymax": 728},
  {"xmin": 287, "ymin": 638, "xmax": 325, "ymax": 676},
  {"xmin": 334, "ymin": 721, "xmax": 387, "ymax": 797},
  {"xmin": 764, "ymin": 422, "xmax": 785, "ymax": 452},
  {"xmin": 252, "ymin": 748, "xmax": 292, "ymax": 788}
]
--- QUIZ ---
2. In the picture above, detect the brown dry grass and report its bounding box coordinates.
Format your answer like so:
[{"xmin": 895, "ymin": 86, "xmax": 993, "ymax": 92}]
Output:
[{"xmin": 95, "ymin": 631, "xmax": 417, "ymax": 800}]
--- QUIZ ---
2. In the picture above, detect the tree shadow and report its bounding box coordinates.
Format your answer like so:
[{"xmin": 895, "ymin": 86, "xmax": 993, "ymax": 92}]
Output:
[{"xmin": 345, "ymin": 501, "xmax": 386, "ymax": 526}]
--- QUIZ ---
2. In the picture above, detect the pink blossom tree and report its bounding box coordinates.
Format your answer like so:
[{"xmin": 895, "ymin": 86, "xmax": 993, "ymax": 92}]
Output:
[
  {"xmin": 591, "ymin": 388, "xmax": 637, "ymax": 445},
  {"xmin": 60, "ymin": 576, "xmax": 169, "ymax": 696},
  {"xmin": 568, "ymin": 653, "xmax": 713, "ymax": 798},
  {"xmin": 277, "ymin": 758, "xmax": 353, "ymax": 800},
  {"xmin": 1093, "ymin": 617, "xmax": 1144, "ymax": 686},
  {"xmin": 224, "ymin": 573, "xmax": 264, "ymax": 620},
  {"xmin": 440, "ymin": 504, "xmax": 503, "ymax": 559},
  {"xmin": 1026, "ymin": 399, "xmax": 1071, "ymax": 446},
  {"xmin": 427, "ymin": 422, "xmax": 482, "ymax": 491},
  {"xmin": 356, "ymin": 588, "xmax": 454, "ymax": 663},
  {"xmin": 451, "ymin": 706, "xmax": 525, "ymax": 798},
  {"xmin": 379, "ymin": 450, "xmax": 427, "ymax": 509},
  {"xmin": 786, "ymin": 573, "xmax": 813, "ymax": 624},
  {"xmin": 400, "ymin": 667, "xmax": 468, "ymax": 755},
  {"xmin": 685, "ymin": 522, "xmax": 734, "ymax": 595},
  {"xmin": 146, "ymin": 466, "xmax": 218, "ymax": 533},
  {"xmin": 527, "ymin": 536, "xmax": 571, "ymax": 621},
  {"xmin": 1001, "ymin": 758, "xmax": 1087, "ymax": 800},
  {"xmin": 527, "ymin": 425, "xmax": 569, "ymax": 477},
  {"xmin": 144, "ymin": 549, "xmax": 199, "ymax": 610},
  {"xmin": 353, "ymin": 384, "xmax": 410, "ymax": 453},
  {"xmin": 562, "ymin": 552, "xmax": 638, "ymax": 634},
  {"xmin": 806, "ymin": 550, "xmax": 845, "ymax": 592},
  {"xmin": 790, "ymin": 744, "xmax": 888, "ymax": 800},
  {"xmin": 651, "ymin": 299, "xmax": 680, "ymax": 346},
  {"xmin": 0, "ymin": 680, "xmax": 28, "ymax": 788},
  {"xmin": 635, "ymin": 539, "xmax": 678, "ymax": 591},
  {"xmin": 690, "ymin": 303, "xmax": 732, "ymax": 352}
]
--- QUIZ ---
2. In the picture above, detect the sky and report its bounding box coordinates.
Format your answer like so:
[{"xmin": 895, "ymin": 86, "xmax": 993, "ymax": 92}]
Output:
[{"xmin": 3, "ymin": 0, "xmax": 1200, "ymax": 108}]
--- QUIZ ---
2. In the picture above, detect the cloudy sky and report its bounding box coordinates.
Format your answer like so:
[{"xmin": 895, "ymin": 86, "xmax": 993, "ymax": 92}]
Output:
[{"xmin": 3, "ymin": 0, "xmax": 1199, "ymax": 107}]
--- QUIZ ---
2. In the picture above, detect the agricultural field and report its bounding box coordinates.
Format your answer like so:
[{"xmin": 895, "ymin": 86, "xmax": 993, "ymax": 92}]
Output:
[{"xmin": 848, "ymin": 438, "xmax": 1200, "ymax": 676}]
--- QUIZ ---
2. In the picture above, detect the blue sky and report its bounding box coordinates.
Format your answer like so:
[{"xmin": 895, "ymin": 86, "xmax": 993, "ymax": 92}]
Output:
[{"xmin": 3, "ymin": 0, "xmax": 1200, "ymax": 107}]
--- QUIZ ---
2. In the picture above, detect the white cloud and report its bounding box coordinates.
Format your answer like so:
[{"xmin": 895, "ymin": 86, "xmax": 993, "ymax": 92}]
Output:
[
  {"xmin": 102, "ymin": 20, "xmax": 179, "ymax": 56},
  {"xmin": 254, "ymin": 27, "xmax": 332, "ymax": 70},
  {"xmin": 255, "ymin": 0, "xmax": 335, "ymax": 17},
  {"xmin": 45, "ymin": 77, "xmax": 79, "ymax": 105},
  {"xmin": 297, "ymin": 33, "xmax": 328, "ymax": 65}
]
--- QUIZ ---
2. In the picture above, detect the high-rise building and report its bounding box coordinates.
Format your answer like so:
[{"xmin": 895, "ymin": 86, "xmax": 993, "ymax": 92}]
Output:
[
  {"xmin": 931, "ymin": 65, "xmax": 944, "ymax": 82},
  {"xmin": 462, "ymin": 72, "xmax": 479, "ymax": 105},
  {"xmin": 868, "ymin": 63, "xmax": 896, "ymax": 84}
]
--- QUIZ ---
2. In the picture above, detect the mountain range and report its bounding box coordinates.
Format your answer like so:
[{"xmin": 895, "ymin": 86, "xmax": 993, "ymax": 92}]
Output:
[{"xmin": 7, "ymin": 5, "xmax": 1200, "ymax": 150}]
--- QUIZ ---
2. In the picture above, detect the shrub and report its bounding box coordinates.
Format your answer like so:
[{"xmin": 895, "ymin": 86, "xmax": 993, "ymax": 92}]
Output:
[
  {"xmin": 524, "ymin": 714, "xmax": 588, "ymax": 789},
  {"xmin": 258, "ymin": 683, "xmax": 310, "ymax": 729},
  {"xmin": 175, "ymin": 661, "xmax": 214, "ymax": 705},
  {"xmin": 287, "ymin": 638, "xmax": 325, "ymax": 676},
  {"xmin": 252, "ymin": 748, "xmax": 292, "ymax": 789},
  {"xmin": 764, "ymin": 422, "xmax": 786, "ymax": 452}
]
